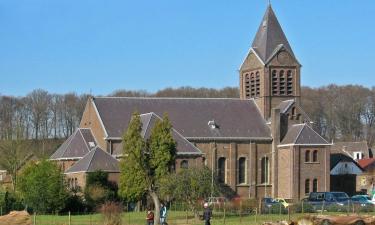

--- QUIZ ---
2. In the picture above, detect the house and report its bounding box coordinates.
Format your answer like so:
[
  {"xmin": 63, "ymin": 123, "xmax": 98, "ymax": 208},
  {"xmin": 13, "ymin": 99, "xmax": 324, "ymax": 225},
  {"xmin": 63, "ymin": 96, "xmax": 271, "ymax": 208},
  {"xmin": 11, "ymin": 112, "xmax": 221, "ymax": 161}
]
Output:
[
  {"xmin": 50, "ymin": 4, "xmax": 331, "ymax": 200},
  {"xmin": 330, "ymin": 154, "xmax": 363, "ymax": 196},
  {"xmin": 331, "ymin": 142, "xmax": 370, "ymax": 161},
  {"xmin": 357, "ymin": 158, "xmax": 375, "ymax": 195}
]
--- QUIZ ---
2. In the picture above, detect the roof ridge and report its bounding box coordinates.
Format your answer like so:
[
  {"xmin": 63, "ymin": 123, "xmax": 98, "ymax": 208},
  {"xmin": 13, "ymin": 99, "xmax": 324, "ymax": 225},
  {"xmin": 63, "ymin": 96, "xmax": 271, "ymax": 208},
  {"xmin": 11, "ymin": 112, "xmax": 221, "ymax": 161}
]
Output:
[
  {"xmin": 94, "ymin": 96, "xmax": 245, "ymax": 100},
  {"xmin": 86, "ymin": 146, "xmax": 100, "ymax": 172},
  {"xmin": 293, "ymin": 124, "xmax": 306, "ymax": 144},
  {"xmin": 59, "ymin": 129, "xmax": 78, "ymax": 158},
  {"xmin": 78, "ymin": 128, "xmax": 91, "ymax": 152},
  {"xmin": 305, "ymin": 123, "xmax": 329, "ymax": 144}
]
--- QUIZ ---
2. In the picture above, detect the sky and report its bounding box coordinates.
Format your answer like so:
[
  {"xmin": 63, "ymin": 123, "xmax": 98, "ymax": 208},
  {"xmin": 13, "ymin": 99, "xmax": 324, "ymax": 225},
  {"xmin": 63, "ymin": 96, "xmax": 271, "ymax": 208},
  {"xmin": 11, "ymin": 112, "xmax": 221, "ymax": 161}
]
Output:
[{"xmin": 0, "ymin": 0, "xmax": 374, "ymax": 96}]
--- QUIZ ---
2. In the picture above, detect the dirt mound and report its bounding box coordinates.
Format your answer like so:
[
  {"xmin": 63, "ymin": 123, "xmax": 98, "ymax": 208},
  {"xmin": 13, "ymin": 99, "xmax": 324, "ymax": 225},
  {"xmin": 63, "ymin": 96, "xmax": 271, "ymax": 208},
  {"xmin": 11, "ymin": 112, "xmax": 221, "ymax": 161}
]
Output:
[{"xmin": 0, "ymin": 211, "xmax": 32, "ymax": 225}]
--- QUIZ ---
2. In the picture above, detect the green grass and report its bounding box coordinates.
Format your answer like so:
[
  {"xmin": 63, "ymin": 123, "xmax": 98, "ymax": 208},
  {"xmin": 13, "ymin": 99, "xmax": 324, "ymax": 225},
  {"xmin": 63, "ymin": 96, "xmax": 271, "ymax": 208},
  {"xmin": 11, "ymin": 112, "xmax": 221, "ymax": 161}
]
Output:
[{"xmin": 34, "ymin": 211, "xmax": 375, "ymax": 225}]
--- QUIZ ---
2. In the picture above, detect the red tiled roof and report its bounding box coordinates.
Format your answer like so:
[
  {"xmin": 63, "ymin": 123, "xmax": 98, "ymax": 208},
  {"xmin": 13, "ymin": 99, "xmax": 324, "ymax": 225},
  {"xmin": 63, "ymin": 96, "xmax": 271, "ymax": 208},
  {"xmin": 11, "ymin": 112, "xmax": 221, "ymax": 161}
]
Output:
[{"xmin": 358, "ymin": 158, "xmax": 375, "ymax": 169}]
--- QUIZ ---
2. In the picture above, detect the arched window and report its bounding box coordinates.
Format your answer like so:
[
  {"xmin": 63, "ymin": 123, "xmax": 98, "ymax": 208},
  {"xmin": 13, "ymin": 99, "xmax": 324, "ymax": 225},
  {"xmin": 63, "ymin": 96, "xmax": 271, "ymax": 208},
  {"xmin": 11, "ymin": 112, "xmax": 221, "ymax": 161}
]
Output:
[
  {"xmin": 180, "ymin": 160, "xmax": 189, "ymax": 169},
  {"xmin": 261, "ymin": 157, "xmax": 269, "ymax": 184},
  {"xmin": 74, "ymin": 178, "xmax": 78, "ymax": 188},
  {"xmin": 313, "ymin": 150, "xmax": 318, "ymax": 162},
  {"xmin": 313, "ymin": 179, "xmax": 318, "ymax": 192},
  {"xmin": 305, "ymin": 179, "xmax": 310, "ymax": 194},
  {"xmin": 305, "ymin": 150, "xmax": 310, "ymax": 162},
  {"xmin": 238, "ymin": 157, "xmax": 247, "ymax": 184},
  {"xmin": 218, "ymin": 157, "xmax": 226, "ymax": 183}
]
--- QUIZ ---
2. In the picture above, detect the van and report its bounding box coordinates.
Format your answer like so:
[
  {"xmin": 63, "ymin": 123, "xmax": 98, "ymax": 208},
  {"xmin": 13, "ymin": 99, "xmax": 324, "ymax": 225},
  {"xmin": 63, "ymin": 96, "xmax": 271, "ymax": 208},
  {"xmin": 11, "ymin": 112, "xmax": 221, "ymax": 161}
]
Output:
[{"xmin": 307, "ymin": 192, "xmax": 350, "ymax": 209}]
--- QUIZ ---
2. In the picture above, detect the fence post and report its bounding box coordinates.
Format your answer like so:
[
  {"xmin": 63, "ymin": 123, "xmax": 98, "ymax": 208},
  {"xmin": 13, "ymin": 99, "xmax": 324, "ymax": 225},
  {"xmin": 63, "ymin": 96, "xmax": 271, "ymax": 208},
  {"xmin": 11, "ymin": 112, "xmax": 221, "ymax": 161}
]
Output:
[
  {"xmin": 240, "ymin": 200, "xmax": 242, "ymax": 224},
  {"xmin": 255, "ymin": 208, "xmax": 258, "ymax": 224},
  {"xmin": 33, "ymin": 212, "xmax": 36, "ymax": 225},
  {"xmin": 302, "ymin": 200, "xmax": 304, "ymax": 214},
  {"xmin": 90, "ymin": 213, "xmax": 92, "ymax": 225},
  {"xmin": 68, "ymin": 211, "xmax": 71, "ymax": 225},
  {"xmin": 288, "ymin": 207, "xmax": 291, "ymax": 221},
  {"xmin": 223, "ymin": 201, "xmax": 226, "ymax": 225}
]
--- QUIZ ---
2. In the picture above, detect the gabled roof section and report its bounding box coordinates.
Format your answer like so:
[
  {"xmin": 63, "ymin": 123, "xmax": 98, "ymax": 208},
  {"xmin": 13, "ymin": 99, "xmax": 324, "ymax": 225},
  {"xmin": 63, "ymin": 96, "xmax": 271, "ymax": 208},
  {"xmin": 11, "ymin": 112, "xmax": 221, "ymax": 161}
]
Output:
[
  {"xmin": 279, "ymin": 124, "xmax": 330, "ymax": 146},
  {"xmin": 331, "ymin": 141, "xmax": 370, "ymax": 159},
  {"xmin": 92, "ymin": 97, "xmax": 271, "ymax": 140},
  {"xmin": 65, "ymin": 146, "xmax": 119, "ymax": 174},
  {"xmin": 113, "ymin": 112, "xmax": 202, "ymax": 156},
  {"xmin": 50, "ymin": 128, "xmax": 96, "ymax": 160},
  {"xmin": 358, "ymin": 158, "xmax": 375, "ymax": 170},
  {"xmin": 275, "ymin": 99, "xmax": 295, "ymax": 114},
  {"xmin": 330, "ymin": 153, "xmax": 363, "ymax": 171},
  {"xmin": 251, "ymin": 5, "xmax": 295, "ymax": 63}
]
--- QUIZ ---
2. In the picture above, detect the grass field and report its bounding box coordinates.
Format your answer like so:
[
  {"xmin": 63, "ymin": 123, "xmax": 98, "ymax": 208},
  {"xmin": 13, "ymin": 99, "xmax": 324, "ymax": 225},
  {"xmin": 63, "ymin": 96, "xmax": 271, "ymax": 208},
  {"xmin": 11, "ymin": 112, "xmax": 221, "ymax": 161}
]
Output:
[{"xmin": 33, "ymin": 210, "xmax": 372, "ymax": 225}]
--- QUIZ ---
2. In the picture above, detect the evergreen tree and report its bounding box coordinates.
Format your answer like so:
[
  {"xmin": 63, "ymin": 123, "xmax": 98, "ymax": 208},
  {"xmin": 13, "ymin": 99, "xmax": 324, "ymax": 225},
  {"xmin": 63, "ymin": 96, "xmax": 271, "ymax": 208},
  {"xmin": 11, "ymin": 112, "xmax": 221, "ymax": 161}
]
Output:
[{"xmin": 118, "ymin": 112, "xmax": 176, "ymax": 224}]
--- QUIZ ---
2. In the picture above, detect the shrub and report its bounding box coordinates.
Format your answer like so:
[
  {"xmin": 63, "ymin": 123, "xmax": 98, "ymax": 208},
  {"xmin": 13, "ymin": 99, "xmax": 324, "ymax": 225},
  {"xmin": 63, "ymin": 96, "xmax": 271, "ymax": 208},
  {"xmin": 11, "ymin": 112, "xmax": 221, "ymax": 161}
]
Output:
[
  {"xmin": 262, "ymin": 204, "xmax": 287, "ymax": 214},
  {"xmin": 325, "ymin": 204, "xmax": 347, "ymax": 212},
  {"xmin": 293, "ymin": 202, "xmax": 315, "ymax": 213},
  {"xmin": 100, "ymin": 201, "xmax": 123, "ymax": 225},
  {"xmin": 61, "ymin": 194, "xmax": 86, "ymax": 213}
]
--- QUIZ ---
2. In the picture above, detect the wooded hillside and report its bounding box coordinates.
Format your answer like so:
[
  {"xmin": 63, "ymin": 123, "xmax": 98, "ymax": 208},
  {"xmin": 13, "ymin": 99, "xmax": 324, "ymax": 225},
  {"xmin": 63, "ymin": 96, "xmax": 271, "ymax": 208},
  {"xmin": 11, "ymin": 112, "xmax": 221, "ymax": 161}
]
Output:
[{"xmin": 1, "ymin": 85, "xmax": 374, "ymax": 147}]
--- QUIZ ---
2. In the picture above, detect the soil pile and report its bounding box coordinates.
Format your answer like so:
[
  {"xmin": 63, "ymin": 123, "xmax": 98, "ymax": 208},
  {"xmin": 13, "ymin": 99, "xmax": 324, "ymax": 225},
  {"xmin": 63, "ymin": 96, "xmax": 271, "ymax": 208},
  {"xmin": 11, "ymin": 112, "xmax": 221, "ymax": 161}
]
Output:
[{"xmin": 0, "ymin": 211, "xmax": 32, "ymax": 225}]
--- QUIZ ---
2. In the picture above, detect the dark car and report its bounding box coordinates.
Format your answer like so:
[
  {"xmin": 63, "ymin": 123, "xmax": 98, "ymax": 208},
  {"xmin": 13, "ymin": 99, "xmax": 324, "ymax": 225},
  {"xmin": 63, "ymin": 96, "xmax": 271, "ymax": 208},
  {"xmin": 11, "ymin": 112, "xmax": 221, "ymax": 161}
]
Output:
[
  {"xmin": 351, "ymin": 195, "xmax": 375, "ymax": 207},
  {"xmin": 261, "ymin": 197, "xmax": 285, "ymax": 213},
  {"xmin": 307, "ymin": 192, "xmax": 350, "ymax": 210}
]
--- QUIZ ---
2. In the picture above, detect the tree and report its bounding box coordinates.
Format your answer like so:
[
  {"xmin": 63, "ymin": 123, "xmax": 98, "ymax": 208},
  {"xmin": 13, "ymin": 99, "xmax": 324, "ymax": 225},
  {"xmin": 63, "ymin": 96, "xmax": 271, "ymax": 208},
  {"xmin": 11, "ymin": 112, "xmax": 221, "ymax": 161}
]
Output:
[
  {"xmin": 159, "ymin": 167, "xmax": 217, "ymax": 219},
  {"xmin": 0, "ymin": 139, "xmax": 31, "ymax": 191},
  {"xmin": 118, "ymin": 112, "xmax": 176, "ymax": 224},
  {"xmin": 84, "ymin": 170, "xmax": 118, "ymax": 210},
  {"xmin": 17, "ymin": 159, "xmax": 68, "ymax": 213}
]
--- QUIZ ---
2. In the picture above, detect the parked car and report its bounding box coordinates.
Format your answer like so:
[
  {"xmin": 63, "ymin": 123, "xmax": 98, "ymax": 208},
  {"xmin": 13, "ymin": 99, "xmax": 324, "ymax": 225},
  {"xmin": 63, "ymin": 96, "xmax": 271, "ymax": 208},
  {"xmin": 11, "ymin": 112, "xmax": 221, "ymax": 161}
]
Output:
[
  {"xmin": 261, "ymin": 197, "xmax": 280, "ymax": 209},
  {"xmin": 274, "ymin": 198, "xmax": 290, "ymax": 208},
  {"xmin": 307, "ymin": 192, "xmax": 350, "ymax": 209},
  {"xmin": 206, "ymin": 197, "xmax": 227, "ymax": 207},
  {"xmin": 351, "ymin": 195, "xmax": 375, "ymax": 206}
]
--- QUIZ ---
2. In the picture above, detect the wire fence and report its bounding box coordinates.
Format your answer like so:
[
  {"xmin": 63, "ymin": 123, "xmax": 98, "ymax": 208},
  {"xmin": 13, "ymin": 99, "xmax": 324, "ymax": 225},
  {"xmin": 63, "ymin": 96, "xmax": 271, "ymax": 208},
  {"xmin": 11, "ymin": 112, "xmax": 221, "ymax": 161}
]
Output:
[{"xmin": 7, "ymin": 200, "xmax": 375, "ymax": 225}]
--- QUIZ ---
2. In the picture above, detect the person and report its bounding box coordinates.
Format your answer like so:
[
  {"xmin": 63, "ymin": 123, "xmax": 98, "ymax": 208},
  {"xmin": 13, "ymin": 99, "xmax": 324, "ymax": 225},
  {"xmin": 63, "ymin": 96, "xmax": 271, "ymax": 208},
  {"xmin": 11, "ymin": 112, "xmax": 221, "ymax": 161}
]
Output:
[
  {"xmin": 160, "ymin": 203, "xmax": 168, "ymax": 225},
  {"xmin": 146, "ymin": 207, "xmax": 154, "ymax": 225},
  {"xmin": 203, "ymin": 202, "xmax": 212, "ymax": 225}
]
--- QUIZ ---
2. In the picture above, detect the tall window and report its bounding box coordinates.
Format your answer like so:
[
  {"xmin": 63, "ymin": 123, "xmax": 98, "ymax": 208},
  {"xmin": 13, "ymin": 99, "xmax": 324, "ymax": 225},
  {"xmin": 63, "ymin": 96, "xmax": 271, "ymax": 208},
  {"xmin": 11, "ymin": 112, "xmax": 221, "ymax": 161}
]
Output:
[
  {"xmin": 287, "ymin": 70, "xmax": 293, "ymax": 95},
  {"xmin": 305, "ymin": 179, "xmax": 310, "ymax": 195},
  {"xmin": 313, "ymin": 179, "xmax": 318, "ymax": 192},
  {"xmin": 181, "ymin": 160, "xmax": 189, "ymax": 169},
  {"xmin": 271, "ymin": 69, "xmax": 294, "ymax": 96},
  {"xmin": 305, "ymin": 150, "xmax": 310, "ymax": 162},
  {"xmin": 238, "ymin": 157, "xmax": 247, "ymax": 184},
  {"xmin": 313, "ymin": 150, "xmax": 318, "ymax": 162},
  {"xmin": 218, "ymin": 157, "xmax": 226, "ymax": 183},
  {"xmin": 261, "ymin": 157, "xmax": 269, "ymax": 184}
]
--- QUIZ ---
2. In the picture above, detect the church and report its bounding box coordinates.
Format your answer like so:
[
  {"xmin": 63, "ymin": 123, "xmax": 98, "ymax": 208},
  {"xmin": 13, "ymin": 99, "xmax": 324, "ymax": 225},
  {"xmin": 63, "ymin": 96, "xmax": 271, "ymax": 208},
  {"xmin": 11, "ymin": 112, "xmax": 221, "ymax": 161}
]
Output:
[{"xmin": 50, "ymin": 5, "xmax": 331, "ymax": 201}]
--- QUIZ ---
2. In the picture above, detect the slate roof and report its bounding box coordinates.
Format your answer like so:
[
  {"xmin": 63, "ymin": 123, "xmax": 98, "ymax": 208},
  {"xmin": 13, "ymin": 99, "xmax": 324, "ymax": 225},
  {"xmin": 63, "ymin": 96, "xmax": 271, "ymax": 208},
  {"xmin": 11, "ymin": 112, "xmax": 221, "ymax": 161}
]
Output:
[
  {"xmin": 275, "ymin": 99, "xmax": 295, "ymax": 114},
  {"xmin": 331, "ymin": 142, "xmax": 370, "ymax": 159},
  {"xmin": 65, "ymin": 146, "xmax": 119, "ymax": 174},
  {"xmin": 330, "ymin": 153, "xmax": 362, "ymax": 170},
  {"xmin": 113, "ymin": 112, "xmax": 203, "ymax": 156},
  {"xmin": 251, "ymin": 5, "xmax": 295, "ymax": 63},
  {"xmin": 279, "ymin": 124, "xmax": 330, "ymax": 146},
  {"xmin": 50, "ymin": 128, "xmax": 96, "ymax": 160},
  {"xmin": 92, "ymin": 97, "xmax": 271, "ymax": 140},
  {"xmin": 357, "ymin": 158, "xmax": 375, "ymax": 170}
]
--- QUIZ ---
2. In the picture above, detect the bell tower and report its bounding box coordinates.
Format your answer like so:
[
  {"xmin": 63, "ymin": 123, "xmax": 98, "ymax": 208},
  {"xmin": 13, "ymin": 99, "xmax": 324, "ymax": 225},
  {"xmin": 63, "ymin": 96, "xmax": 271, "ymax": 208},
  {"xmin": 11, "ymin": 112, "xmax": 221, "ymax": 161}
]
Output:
[{"xmin": 239, "ymin": 5, "xmax": 301, "ymax": 119}]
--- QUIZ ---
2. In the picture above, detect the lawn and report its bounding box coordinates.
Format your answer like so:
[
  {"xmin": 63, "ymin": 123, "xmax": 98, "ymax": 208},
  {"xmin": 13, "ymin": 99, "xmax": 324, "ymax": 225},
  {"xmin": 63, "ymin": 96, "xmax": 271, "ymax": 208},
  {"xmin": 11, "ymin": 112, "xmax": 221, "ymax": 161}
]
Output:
[{"xmin": 34, "ymin": 211, "xmax": 367, "ymax": 225}]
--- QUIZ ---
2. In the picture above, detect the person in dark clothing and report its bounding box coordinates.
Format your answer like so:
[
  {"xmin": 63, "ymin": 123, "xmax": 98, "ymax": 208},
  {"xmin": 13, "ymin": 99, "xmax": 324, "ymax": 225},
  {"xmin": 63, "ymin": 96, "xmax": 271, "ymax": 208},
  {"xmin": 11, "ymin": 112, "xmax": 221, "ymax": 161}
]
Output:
[{"xmin": 203, "ymin": 202, "xmax": 212, "ymax": 225}]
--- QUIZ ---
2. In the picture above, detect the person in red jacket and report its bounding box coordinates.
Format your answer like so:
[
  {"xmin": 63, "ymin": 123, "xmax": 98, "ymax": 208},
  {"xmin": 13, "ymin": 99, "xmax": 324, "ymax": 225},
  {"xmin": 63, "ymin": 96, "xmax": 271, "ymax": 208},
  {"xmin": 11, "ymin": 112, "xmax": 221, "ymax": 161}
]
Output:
[{"xmin": 146, "ymin": 207, "xmax": 154, "ymax": 225}]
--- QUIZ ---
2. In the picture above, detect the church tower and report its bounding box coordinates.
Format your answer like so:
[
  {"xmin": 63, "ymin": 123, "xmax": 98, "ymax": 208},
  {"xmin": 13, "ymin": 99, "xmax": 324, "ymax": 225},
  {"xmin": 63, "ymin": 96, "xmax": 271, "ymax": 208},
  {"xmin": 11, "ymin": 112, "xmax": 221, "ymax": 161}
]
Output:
[{"xmin": 240, "ymin": 5, "xmax": 301, "ymax": 119}]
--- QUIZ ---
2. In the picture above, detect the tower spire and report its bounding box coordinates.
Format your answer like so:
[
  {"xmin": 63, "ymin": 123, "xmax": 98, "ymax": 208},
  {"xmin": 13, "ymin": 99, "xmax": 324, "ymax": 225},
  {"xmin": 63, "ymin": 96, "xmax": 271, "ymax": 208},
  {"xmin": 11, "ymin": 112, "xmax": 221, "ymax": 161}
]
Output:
[{"xmin": 251, "ymin": 5, "xmax": 294, "ymax": 63}]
